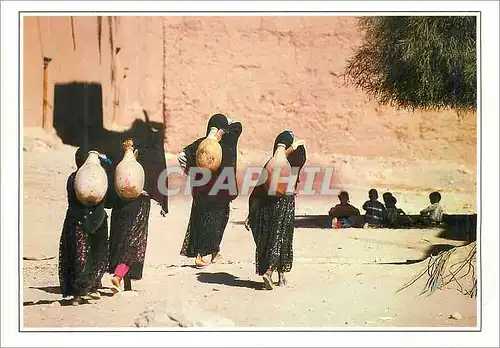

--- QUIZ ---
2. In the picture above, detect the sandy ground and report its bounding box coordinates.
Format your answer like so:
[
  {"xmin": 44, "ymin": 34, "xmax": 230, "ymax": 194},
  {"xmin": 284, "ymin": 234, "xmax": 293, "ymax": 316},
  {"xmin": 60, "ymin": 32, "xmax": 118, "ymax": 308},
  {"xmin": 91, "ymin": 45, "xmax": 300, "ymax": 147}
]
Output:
[{"xmin": 22, "ymin": 141, "xmax": 477, "ymax": 329}]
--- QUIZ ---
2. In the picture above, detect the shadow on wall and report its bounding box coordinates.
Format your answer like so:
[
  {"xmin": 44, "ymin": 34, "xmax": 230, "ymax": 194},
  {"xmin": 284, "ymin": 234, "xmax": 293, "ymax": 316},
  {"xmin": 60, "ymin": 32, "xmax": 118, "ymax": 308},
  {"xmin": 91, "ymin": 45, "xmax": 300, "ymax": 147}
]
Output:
[{"xmin": 52, "ymin": 81, "xmax": 168, "ymax": 211}]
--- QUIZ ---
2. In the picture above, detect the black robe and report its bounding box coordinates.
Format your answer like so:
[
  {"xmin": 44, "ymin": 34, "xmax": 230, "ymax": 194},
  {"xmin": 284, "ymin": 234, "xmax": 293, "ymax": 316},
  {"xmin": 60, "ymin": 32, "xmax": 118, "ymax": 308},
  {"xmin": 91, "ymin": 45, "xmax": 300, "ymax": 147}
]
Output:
[
  {"xmin": 179, "ymin": 114, "xmax": 242, "ymax": 258},
  {"xmin": 108, "ymin": 132, "xmax": 167, "ymax": 279},
  {"xmin": 58, "ymin": 172, "xmax": 109, "ymax": 297},
  {"xmin": 248, "ymin": 130, "xmax": 306, "ymax": 275}
]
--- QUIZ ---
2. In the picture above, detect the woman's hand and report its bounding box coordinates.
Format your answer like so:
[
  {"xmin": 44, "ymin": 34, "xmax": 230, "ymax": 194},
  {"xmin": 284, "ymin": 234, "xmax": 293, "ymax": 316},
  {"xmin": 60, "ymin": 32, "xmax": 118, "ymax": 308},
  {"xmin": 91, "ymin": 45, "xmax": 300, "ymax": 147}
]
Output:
[
  {"xmin": 216, "ymin": 129, "xmax": 225, "ymax": 141},
  {"xmin": 291, "ymin": 139, "xmax": 306, "ymax": 150}
]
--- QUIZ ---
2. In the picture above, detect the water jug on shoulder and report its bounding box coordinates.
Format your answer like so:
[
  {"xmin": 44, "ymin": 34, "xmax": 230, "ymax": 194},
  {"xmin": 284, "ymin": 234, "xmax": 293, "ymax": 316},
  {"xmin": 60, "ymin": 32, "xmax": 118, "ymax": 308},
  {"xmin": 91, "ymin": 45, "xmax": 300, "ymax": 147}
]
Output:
[
  {"xmin": 114, "ymin": 139, "xmax": 145, "ymax": 200},
  {"xmin": 74, "ymin": 151, "xmax": 108, "ymax": 206},
  {"xmin": 265, "ymin": 143, "xmax": 293, "ymax": 196},
  {"xmin": 196, "ymin": 127, "xmax": 223, "ymax": 172}
]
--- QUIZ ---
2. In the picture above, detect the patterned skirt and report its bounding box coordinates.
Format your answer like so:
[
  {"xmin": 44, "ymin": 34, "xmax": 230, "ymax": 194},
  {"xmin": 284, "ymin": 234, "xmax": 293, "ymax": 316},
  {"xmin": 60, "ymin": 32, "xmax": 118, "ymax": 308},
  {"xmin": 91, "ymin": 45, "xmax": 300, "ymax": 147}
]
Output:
[
  {"xmin": 108, "ymin": 195, "xmax": 151, "ymax": 280},
  {"xmin": 180, "ymin": 200, "xmax": 230, "ymax": 258},
  {"xmin": 58, "ymin": 213, "xmax": 109, "ymax": 297},
  {"xmin": 251, "ymin": 195, "xmax": 295, "ymax": 276}
]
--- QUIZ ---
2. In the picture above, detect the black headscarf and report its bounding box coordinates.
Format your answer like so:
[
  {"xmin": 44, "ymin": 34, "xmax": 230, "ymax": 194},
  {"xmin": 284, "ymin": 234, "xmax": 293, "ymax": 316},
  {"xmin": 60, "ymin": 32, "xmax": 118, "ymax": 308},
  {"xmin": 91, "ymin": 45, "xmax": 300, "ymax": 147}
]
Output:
[
  {"xmin": 248, "ymin": 130, "xmax": 307, "ymax": 222},
  {"xmin": 75, "ymin": 147, "xmax": 89, "ymax": 168},
  {"xmin": 132, "ymin": 130, "xmax": 169, "ymax": 215},
  {"xmin": 206, "ymin": 113, "xmax": 229, "ymax": 136},
  {"xmin": 273, "ymin": 130, "xmax": 295, "ymax": 154},
  {"xmin": 182, "ymin": 113, "xmax": 243, "ymax": 208},
  {"xmin": 271, "ymin": 130, "xmax": 307, "ymax": 174}
]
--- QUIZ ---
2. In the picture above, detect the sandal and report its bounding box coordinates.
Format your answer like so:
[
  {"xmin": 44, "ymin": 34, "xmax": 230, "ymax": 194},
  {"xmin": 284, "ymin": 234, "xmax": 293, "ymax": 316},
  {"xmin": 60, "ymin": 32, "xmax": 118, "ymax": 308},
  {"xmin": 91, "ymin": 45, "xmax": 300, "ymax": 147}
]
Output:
[
  {"xmin": 195, "ymin": 260, "xmax": 208, "ymax": 269},
  {"xmin": 111, "ymin": 276, "xmax": 121, "ymax": 294},
  {"xmin": 89, "ymin": 291, "xmax": 101, "ymax": 300},
  {"xmin": 211, "ymin": 254, "xmax": 223, "ymax": 264},
  {"xmin": 262, "ymin": 273, "xmax": 274, "ymax": 290}
]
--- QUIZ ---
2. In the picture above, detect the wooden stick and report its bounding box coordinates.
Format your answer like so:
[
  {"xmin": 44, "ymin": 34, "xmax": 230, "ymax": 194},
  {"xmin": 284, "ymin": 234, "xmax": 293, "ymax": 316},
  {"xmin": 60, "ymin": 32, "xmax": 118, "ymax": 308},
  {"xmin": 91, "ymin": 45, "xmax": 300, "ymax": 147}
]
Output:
[
  {"xmin": 42, "ymin": 57, "xmax": 51, "ymax": 129},
  {"xmin": 70, "ymin": 16, "xmax": 76, "ymax": 51}
]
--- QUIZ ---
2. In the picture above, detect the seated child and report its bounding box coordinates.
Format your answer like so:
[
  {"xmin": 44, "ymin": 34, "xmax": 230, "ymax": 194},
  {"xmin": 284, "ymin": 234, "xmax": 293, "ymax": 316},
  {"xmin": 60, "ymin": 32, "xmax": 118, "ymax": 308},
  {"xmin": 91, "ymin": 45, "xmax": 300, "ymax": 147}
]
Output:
[
  {"xmin": 329, "ymin": 191, "xmax": 361, "ymax": 228},
  {"xmin": 383, "ymin": 193, "xmax": 409, "ymax": 228},
  {"xmin": 420, "ymin": 191, "xmax": 443, "ymax": 225},
  {"xmin": 362, "ymin": 189, "xmax": 386, "ymax": 228}
]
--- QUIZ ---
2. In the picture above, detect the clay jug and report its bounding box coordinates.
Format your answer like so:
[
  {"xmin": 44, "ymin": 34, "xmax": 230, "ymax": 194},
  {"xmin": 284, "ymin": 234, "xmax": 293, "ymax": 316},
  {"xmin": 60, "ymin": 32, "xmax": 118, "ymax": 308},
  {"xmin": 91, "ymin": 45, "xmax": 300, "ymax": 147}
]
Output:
[
  {"xmin": 114, "ymin": 140, "xmax": 145, "ymax": 200},
  {"xmin": 74, "ymin": 151, "xmax": 108, "ymax": 206},
  {"xmin": 196, "ymin": 127, "xmax": 222, "ymax": 172},
  {"xmin": 265, "ymin": 143, "xmax": 293, "ymax": 196}
]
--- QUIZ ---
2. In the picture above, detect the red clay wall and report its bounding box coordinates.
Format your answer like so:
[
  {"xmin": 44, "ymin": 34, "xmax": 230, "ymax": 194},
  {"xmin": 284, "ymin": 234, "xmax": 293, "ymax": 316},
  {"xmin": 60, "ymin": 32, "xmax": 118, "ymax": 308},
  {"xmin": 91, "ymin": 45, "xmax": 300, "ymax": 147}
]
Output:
[{"xmin": 23, "ymin": 16, "xmax": 476, "ymax": 164}]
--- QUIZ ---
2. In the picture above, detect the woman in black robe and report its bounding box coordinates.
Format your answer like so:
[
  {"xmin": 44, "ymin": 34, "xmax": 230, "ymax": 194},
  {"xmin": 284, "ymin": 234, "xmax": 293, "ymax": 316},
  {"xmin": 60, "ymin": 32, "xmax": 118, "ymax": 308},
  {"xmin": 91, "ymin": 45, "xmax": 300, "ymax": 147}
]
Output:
[
  {"xmin": 245, "ymin": 130, "xmax": 306, "ymax": 290},
  {"xmin": 108, "ymin": 129, "xmax": 169, "ymax": 293},
  {"xmin": 178, "ymin": 114, "xmax": 242, "ymax": 268},
  {"xmin": 58, "ymin": 147, "xmax": 109, "ymax": 302}
]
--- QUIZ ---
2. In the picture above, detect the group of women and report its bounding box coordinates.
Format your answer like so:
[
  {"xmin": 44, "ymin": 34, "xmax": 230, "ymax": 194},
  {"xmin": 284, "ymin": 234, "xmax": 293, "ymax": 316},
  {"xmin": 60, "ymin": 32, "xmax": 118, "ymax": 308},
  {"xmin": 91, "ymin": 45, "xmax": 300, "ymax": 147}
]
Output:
[
  {"xmin": 58, "ymin": 113, "xmax": 307, "ymax": 303},
  {"xmin": 59, "ymin": 126, "xmax": 169, "ymax": 303}
]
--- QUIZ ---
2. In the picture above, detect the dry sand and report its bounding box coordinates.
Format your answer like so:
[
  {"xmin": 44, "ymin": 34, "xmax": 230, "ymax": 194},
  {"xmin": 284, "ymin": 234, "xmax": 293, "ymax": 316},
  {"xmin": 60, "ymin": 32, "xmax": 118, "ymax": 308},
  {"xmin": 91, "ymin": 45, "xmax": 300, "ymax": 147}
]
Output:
[{"xmin": 22, "ymin": 139, "xmax": 477, "ymax": 328}]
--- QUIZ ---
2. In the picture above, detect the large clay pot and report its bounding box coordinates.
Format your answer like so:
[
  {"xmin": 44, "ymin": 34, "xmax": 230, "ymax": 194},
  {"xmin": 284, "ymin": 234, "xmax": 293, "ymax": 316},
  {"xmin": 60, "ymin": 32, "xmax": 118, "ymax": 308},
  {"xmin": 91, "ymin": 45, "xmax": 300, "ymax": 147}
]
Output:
[
  {"xmin": 114, "ymin": 140, "xmax": 145, "ymax": 200},
  {"xmin": 265, "ymin": 143, "xmax": 293, "ymax": 196},
  {"xmin": 74, "ymin": 151, "xmax": 108, "ymax": 206},
  {"xmin": 196, "ymin": 127, "xmax": 222, "ymax": 172}
]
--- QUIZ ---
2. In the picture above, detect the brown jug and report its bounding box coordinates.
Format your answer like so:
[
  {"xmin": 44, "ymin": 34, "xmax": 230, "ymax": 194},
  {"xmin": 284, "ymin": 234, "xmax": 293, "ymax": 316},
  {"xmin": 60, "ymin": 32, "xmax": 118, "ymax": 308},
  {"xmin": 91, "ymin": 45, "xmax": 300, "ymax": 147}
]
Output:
[
  {"xmin": 74, "ymin": 151, "xmax": 108, "ymax": 206},
  {"xmin": 265, "ymin": 143, "xmax": 293, "ymax": 196},
  {"xmin": 114, "ymin": 140, "xmax": 145, "ymax": 200},
  {"xmin": 196, "ymin": 127, "xmax": 222, "ymax": 172}
]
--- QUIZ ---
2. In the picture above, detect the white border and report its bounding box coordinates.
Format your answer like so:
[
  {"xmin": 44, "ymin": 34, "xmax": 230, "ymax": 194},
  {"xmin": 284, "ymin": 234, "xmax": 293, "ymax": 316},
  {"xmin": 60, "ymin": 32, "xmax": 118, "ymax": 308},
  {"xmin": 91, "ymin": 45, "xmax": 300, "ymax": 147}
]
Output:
[{"xmin": 2, "ymin": 1, "xmax": 499, "ymax": 347}]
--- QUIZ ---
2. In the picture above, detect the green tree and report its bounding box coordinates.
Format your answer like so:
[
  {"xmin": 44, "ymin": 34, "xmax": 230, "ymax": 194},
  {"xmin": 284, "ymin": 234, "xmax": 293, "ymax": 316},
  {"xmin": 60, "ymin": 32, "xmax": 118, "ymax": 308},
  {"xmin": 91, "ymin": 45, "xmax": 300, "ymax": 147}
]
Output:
[{"xmin": 344, "ymin": 16, "xmax": 477, "ymax": 111}]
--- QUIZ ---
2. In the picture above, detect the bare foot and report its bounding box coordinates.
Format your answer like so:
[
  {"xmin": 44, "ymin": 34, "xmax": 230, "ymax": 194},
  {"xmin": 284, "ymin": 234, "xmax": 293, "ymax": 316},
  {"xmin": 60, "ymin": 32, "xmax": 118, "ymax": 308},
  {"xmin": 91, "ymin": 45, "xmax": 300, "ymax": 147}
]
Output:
[
  {"xmin": 195, "ymin": 256, "xmax": 208, "ymax": 269},
  {"xmin": 111, "ymin": 276, "xmax": 121, "ymax": 294}
]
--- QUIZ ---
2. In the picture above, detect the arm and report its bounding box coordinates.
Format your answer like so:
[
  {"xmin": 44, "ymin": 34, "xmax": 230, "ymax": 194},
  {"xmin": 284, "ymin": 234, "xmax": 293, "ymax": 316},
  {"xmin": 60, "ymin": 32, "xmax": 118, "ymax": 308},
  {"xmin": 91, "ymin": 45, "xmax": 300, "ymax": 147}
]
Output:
[
  {"xmin": 222, "ymin": 121, "xmax": 243, "ymax": 152},
  {"xmin": 328, "ymin": 205, "xmax": 339, "ymax": 217},
  {"xmin": 286, "ymin": 139, "xmax": 306, "ymax": 157},
  {"xmin": 288, "ymin": 144, "xmax": 307, "ymax": 190},
  {"xmin": 245, "ymin": 179, "xmax": 266, "ymax": 230},
  {"xmin": 328, "ymin": 206, "xmax": 336, "ymax": 217},
  {"xmin": 420, "ymin": 205, "xmax": 434, "ymax": 216},
  {"xmin": 177, "ymin": 150, "xmax": 189, "ymax": 175},
  {"xmin": 177, "ymin": 139, "xmax": 202, "ymax": 175},
  {"xmin": 285, "ymin": 146, "xmax": 295, "ymax": 157}
]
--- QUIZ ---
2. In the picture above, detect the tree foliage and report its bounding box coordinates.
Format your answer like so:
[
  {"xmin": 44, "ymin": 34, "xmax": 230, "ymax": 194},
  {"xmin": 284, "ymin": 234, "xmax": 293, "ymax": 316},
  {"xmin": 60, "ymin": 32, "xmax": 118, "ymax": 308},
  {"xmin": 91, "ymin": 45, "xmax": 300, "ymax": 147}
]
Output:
[{"xmin": 344, "ymin": 16, "xmax": 477, "ymax": 111}]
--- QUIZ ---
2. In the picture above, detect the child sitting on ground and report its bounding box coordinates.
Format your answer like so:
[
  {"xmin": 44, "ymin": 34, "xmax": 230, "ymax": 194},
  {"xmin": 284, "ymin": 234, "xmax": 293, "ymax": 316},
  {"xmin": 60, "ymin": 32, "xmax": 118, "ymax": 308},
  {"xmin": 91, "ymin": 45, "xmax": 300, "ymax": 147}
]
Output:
[
  {"xmin": 328, "ymin": 191, "xmax": 361, "ymax": 228},
  {"xmin": 362, "ymin": 189, "xmax": 386, "ymax": 228},
  {"xmin": 420, "ymin": 191, "xmax": 443, "ymax": 225},
  {"xmin": 383, "ymin": 192, "xmax": 410, "ymax": 228}
]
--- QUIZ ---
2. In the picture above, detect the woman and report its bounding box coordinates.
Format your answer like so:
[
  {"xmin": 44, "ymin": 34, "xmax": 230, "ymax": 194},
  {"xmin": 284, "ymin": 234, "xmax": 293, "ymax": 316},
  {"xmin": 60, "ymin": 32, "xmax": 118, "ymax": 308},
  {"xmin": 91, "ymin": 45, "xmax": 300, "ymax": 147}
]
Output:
[
  {"xmin": 58, "ymin": 147, "xmax": 109, "ymax": 303},
  {"xmin": 108, "ymin": 135, "xmax": 168, "ymax": 293},
  {"xmin": 245, "ymin": 130, "xmax": 306, "ymax": 290},
  {"xmin": 178, "ymin": 114, "xmax": 242, "ymax": 268}
]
